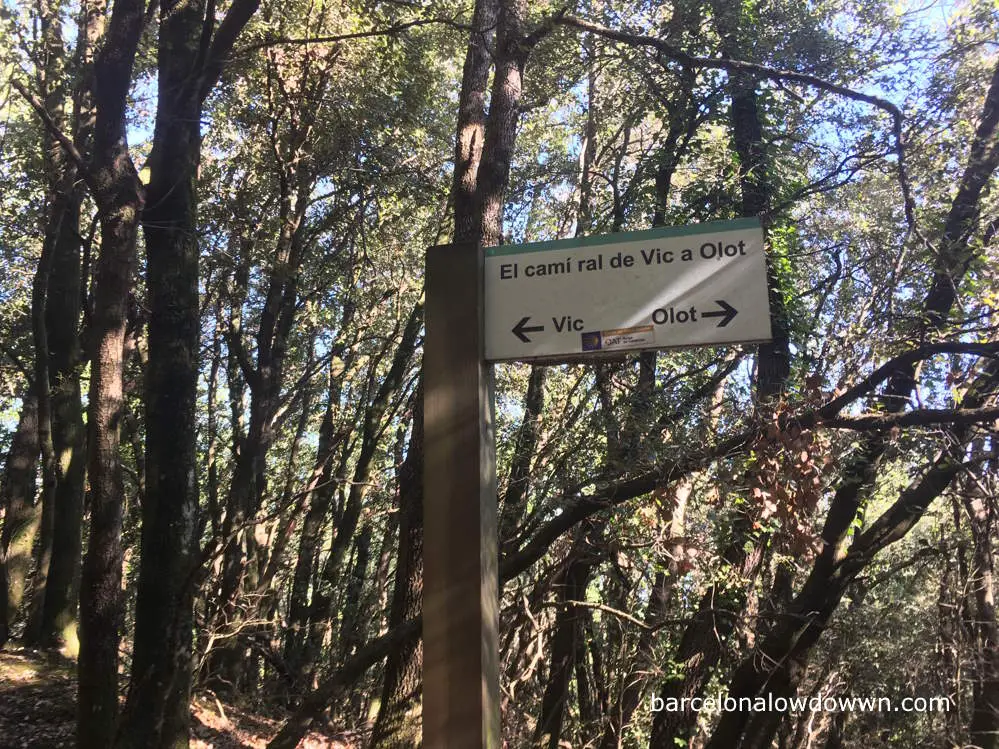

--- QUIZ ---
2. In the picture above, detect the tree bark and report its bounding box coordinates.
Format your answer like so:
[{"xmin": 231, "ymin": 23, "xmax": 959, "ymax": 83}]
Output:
[
  {"xmin": 23, "ymin": 0, "xmax": 66, "ymax": 647},
  {"xmin": 533, "ymin": 535, "xmax": 597, "ymax": 749},
  {"xmin": 600, "ymin": 482, "xmax": 689, "ymax": 749},
  {"xmin": 0, "ymin": 393, "xmax": 41, "ymax": 647},
  {"xmin": 21, "ymin": 0, "xmax": 99, "ymax": 654},
  {"xmin": 476, "ymin": 0, "xmax": 529, "ymax": 246},
  {"xmin": 118, "ymin": 0, "xmax": 206, "ymax": 742},
  {"xmin": 304, "ymin": 305, "xmax": 421, "ymax": 688},
  {"xmin": 284, "ymin": 352, "xmax": 351, "ymax": 682},
  {"xmin": 453, "ymin": 0, "xmax": 499, "ymax": 245},
  {"xmin": 337, "ymin": 523, "xmax": 372, "ymax": 665},
  {"xmin": 499, "ymin": 365, "xmax": 547, "ymax": 555},
  {"xmin": 649, "ymin": 9, "xmax": 788, "ymax": 742},
  {"xmin": 706, "ymin": 360, "xmax": 999, "ymax": 749},
  {"xmin": 709, "ymin": 0, "xmax": 791, "ymax": 399},
  {"xmin": 369, "ymin": 392, "xmax": 425, "ymax": 749},
  {"xmin": 76, "ymin": 0, "xmax": 147, "ymax": 744},
  {"xmin": 213, "ymin": 168, "xmax": 308, "ymax": 692},
  {"xmin": 963, "ymin": 451, "xmax": 999, "ymax": 749}
]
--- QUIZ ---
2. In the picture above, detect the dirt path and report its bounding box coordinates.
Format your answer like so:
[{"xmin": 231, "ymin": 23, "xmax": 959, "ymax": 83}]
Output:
[{"xmin": 0, "ymin": 648, "xmax": 352, "ymax": 748}]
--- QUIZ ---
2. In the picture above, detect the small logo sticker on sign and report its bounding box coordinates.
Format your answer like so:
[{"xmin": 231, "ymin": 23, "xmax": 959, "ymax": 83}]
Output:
[
  {"xmin": 598, "ymin": 325, "xmax": 654, "ymax": 350},
  {"xmin": 581, "ymin": 331, "xmax": 602, "ymax": 351}
]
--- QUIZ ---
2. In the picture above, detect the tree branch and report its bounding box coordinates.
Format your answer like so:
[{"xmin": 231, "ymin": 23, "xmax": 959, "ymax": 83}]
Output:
[
  {"xmin": 817, "ymin": 341, "xmax": 999, "ymax": 418},
  {"xmin": 500, "ymin": 342, "xmax": 999, "ymax": 581},
  {"xmin": 10, "ymin": 77, "xmax": 98, "ymax": 196},
  {"xmin": 199, "ymin": 0, "xmax": 262, "ymax": 102},
  {"xmin": 541, "ymin": 599, "xmax": 653, "ymax": 631},
  {"xmin": 822, "ymin": 405, "xmax": 999, "ymax": 431},
  {"xmin": 236, "ymin": 16, "xmax": 460, "ymax": 57},
  {"xmin": 266, "ymin": 615, "xmax": 421, "ymax": 749},
  {"xmin": 557, "ymin": 14, "xmax": 918, "ymax": 229}
]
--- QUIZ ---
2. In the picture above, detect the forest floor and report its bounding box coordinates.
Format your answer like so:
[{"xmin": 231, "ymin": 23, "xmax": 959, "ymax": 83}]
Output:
[{"xmin": 0, "ymin": 646, "xmax": 352, "ymax": 748}]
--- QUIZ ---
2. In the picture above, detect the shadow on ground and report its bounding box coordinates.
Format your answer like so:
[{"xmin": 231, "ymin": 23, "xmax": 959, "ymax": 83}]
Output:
[
  {"xmin": 0, "ymin": 648, "xmax": 352, "ymax": 749},
  {"xmin": 0, "ymin": 647, "xmax": 76, "ymax": 748}
]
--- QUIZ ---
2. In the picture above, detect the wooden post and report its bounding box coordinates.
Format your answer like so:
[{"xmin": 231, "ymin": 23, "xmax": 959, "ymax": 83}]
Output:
[{"xmin": 423, "ymin": 243, "xmax": 500, "ymax": 748}]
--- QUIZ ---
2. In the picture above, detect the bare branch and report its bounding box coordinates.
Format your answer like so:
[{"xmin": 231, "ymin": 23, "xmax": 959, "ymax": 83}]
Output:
[
  {"xmin": 10, "ymin": 77, "xmax": 97, "ymax": 196},
  {"xmin": 558, "ymin": 14, "xmax": 918, "ymax": 229},
  {"xmin": 817, "ymin": 341, "xmax": 999, "ymax": 417},
  {"xmin": 266, "ymin": 616, "xmax": 422, "ymax": 749},
  {"xmin": 500, "ymin": 342, "xmax": 999, "ymax": 580},
  {"xmin": 542, "ymin": 599, "xmax": 653, "ymax": 631},
  {"xmin": 822, "ymin": 405, "xmax": 999, "ymax": 431},
  {"xmin": 199, "ymin": 0, "xmax": 262, "ymax": 102},
  {"xmin": 236, "ymin": 16, "xmax": 460, "ymax": 57}
]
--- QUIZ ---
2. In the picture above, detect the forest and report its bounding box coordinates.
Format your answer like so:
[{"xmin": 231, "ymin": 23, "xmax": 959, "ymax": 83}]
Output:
[{"xmin": 0, "ymin": 0, "xmax": 998, "ymax": 747}]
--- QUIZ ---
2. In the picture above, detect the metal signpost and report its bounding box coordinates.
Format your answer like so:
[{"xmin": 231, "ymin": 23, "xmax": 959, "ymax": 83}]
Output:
[{"xmin": 423, "ymin": 218, "xmax": 771, "ymax": 748}]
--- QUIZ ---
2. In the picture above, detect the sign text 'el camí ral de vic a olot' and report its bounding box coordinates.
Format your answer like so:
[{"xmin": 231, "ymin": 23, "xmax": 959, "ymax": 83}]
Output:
[{"xmin": 484, "ymin": 217, "xmax": 773, "ymax": 361}]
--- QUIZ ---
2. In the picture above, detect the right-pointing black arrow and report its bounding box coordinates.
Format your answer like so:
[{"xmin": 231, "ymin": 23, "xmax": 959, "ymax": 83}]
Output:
[
  {"xmin": 701, "ymin": 299, "xmax": 738, "ymax": 328},
  {"xmin": 512, "ymin": 316, "xmax": 545, "ymax": 343}
]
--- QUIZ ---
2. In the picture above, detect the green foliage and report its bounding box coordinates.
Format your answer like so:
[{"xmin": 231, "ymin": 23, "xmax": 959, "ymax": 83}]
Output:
[{"xmin": 1, "ymin": 0, "xmax": 997, "ymax": 747}]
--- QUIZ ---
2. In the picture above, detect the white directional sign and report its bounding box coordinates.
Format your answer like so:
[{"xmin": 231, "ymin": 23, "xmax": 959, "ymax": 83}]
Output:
[{"xmin": 484, "ymin": 218, "xmax": 772, "ymax": 361}]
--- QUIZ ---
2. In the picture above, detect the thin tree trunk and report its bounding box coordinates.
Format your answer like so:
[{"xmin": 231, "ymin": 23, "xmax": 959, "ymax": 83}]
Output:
[
  {"xmin": 964, "ymin": 450, "xmax": 999, "ymax": 749},
  {"xmin": 76, "ymin": 0, "xmax": 147, "ymax": 744},
  {"xmin": 649, "ymin": 19, "xmax": 787, "ymax": 744},
  {"xmin": 0, "ymin": 393, "xmax": 41, "ymax": 647},
  {"xmin": 37, "ymin": 182, "xmax": 87, "ymax": 652},
  {"xmin": 22, "ymin": 0, "xmax": 66, "ymax": 648},
  {"xmin": 25, "ymin": 0, "xmax": 99, "ymax": 654},
  {"xmin": 600, "ymin": 482, "xmax": 689, "ymax": 749},
  {"xmin": 213, "ymin": 170, "xmax": 307, "ymax": 691},
  {"xmin": 337, "ymin": 523, "xmax": 372, "ymax": 664},
  {"xmin": 499, "ymin": 365, "xmax": 547, "ymax": 554},
  {"xmin": 705, "ymin": 361, "xmax": 999, "ymax": 749},
  {"xmin": 369, "ymin": 391, "xmax": 425, "ymax": 749},
  {"xmin": 533, "ymin": 533, "xmax": 597, "ymax": 749},
  {"xmin": 284, "ymin": 360, "xmax": 348, "ymax": 680}
]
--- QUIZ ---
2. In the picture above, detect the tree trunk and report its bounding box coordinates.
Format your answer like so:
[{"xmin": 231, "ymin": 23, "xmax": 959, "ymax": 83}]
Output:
[
  {"xmin": 709, "ymin": 0, "xmax": 790, "ymax": 399},
  {"xmin": 36, "ymin": 180, "xmax": 87, "ymax": 652},
  {"xmin": 705, "ymin": 361, "xmax": 999, "ymax": 749},
  {"xmin": 600, "ymin": 482, "xmax": 689, "ymax": 749},
  {"xmin": 76, "ymin": 0, "xmax": 147, "ymax": 744},
  {"xmin": 476, "ymin": 0, "xmax": 528, "ymax": 246},
  {"xmin": 964, "ymin": 452, "xmax": 999, "ymax": 749},
  {"xmin": 499, "ymin": 365, "xmax": 546, "ymax": 554},
  {"xmin": 649, "ymin": 524, "xmax": 766, "ymax": 747},
  {"xmin": 118, "ymin": 0, "xmax": 206, "ymax": 743},
  {"xmin": 22, "ymin": 0, "xmax": 65, "ymax": 649},
  {"xmin": 284, "ymin": 360, "xmax": 348, "ymax": 682},
  {"xmin": 370, "ymin": 390, "xmax": 425, "ymax": 749},
  {"xmin": 22, "ymin": 0, "xmax": 98, "ymax": 654},
  {"xmin": 452, "ymin": 0, "xmax": 499, "ymax": 245},
  {"xmin": 304, "ymin": 305, "xmax": 421, "ymax": 687},
  {"xmin": 213, "ymin": 171, "xmax": 307, "ymax": 692},
  {"xmin": 0, "ymin": 393, "xmax": 41, "ymax": 647},
  {"xmin": 337, "ymin": 523, "xmax": 372, "ymax": 665},
  {"xmin": 533, "ymin": 534, "xmax": 597, "ymax": 749}
]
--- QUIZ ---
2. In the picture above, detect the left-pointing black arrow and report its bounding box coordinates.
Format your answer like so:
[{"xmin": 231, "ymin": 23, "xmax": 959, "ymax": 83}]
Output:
[
  {"xmin": 512, "ymin": 316, "xmax": 545, "ymax": 343},
  {"xmin": 701, "ymin": 299, "xmax": 738, "ymax": 328}
]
